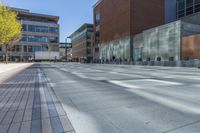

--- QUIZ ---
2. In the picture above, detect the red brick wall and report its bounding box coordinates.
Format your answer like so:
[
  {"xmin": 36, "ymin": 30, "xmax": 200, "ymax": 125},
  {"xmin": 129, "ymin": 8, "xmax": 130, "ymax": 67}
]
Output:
[
  {"xmin": 131, "ymin": 0, "xmax": 165, "ymax": 35},
  {"xmin": 94, "ymin": 0, "xmax": 165, "ymax": 44}
]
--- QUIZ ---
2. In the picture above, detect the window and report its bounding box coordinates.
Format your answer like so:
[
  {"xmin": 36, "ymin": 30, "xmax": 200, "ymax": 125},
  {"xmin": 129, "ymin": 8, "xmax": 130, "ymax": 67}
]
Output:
[
  {"xmin": 178, "ymin": 0, "xmax": 185, "ymax": 10},
  {"xmin": 27, "ymin": 36, "xmax": 48, "ymax": 43},
  {"xmin": 157, "ymin": 57, "xmax": 161, "ymax": 61},
  {"xmin": 49, "ymin": 27, "xmax": 58, "ymax": 33},
  {"xmin": 87, "ymin": 42, "xmax": 91, "ymax": 47},
  {"xmin": 186, "ymin": 0, "xmax": 194, "ymax": 8},
  {"xmin": 95, "ymin": 11, "xmax": 100, "ymax": 26},
  {"xmin": 28, "ymin": 46, "xmax": 32, "ymax": 52},
  {"xmin": 22, "ymin": 24, "xmax": 27, "ymax": 31},
  {"xmin": 87, "ymin": 35, "xmax": 91, "ymax": 40},
  {"xmin": 21, "ymin": 35, "xmax": 27, "ymax": 42},
  {"xmin": 32, "ymin": 46, "xmax": 42, "ymax": 52},
  {"xmin": 35, "ymin": 26, "xmax": 48, "ymax": 33},
  {"xmin": 16, "ymin": 45, "xmax": 22, "ymax": 52},
  {"xmin": 24, "ymin": 45, "xmax": 27, "ymax": 52},
  {"xmin": 186, "ymin": 7, "xmax": 194, "ymax": 15},
  {"xmin": 177, "ymin": 0, "xmax": 186, "ymax": 18},
  {"xmin": 195, "ymin": 0, "xmax": 200, "ymax": 4},
  {"xmin": 95, "ymin": 31, "xmax": 100, "ymax": 44},
  {"xmin": 28, "ymin": 25, "xmax": 34, "ymax": 32},
  {"xmin": 27, "ymin": 25, "xmax": 48, "ymax": 33},
  {"xmin": 169, "ymin": 57, "xmax": 174, "ymax": 61},
  {"xmin": 95, "ymin": 48, "xmax": 99, "ymax": 52},
  {"xmin": 87, "ymin": 49, "xmax": 91, "ymax": 54},
  {"xmin": 49, "ymin": 37, "xmax": 58, "ymax": 43},
  {"xmin": 195, "ymin": 0, "xmax": 200, "ymax": 12}
]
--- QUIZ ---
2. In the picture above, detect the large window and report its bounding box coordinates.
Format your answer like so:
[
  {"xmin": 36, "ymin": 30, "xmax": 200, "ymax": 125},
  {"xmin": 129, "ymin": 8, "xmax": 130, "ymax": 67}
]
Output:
[
  {"xmin": 195, "ymin": 0, "xmax": 200, "ymax": 12},
  {"xmin": 49, "ymin": 27, "xmax": 58, "ymax": 33},
  {"xmin": 49, "ymin": 37, "xmax": 58, "ymax": 43},
  {"xmin": 186, "ymin": 0, "xmax": 194, "ymax": 15},
  {"xmin": 27, "ymin": 25, "xmax": 48, "ymax": 33},
  {"xmin": 16, "ymin": 45, "xmax": 22, "ymax": 52},
  {"xmin": 21, "ymin": 35, "xmax": 27, "ymax": 42},
  {"xmin": 22, "ymin": 24, "xmax": 27, "ymax": 31},
  {"xmin": 22, "ymin": 24, "xmax": 59, "ymax": 33},
  {"xmin": 177, "ymin": 0, "xmax": 200, "ymax": 18},
  {"xmin": 95, "ymin": 31, "xmax": 100, "ymax": 44},
  {"xmin": 177, "ymin": 0, "xmax": 186, "ymax": 18},
  {"xmin": 95, "ymin": 11, "xmax": 100, "ymax": 26},
  {"xmin": 28, "ymin": 36, "xmax": 48, "ymax": 43},
  {"xmin": 32, "ymin": 46, "xmax": 42, "ymax": 52},
  {"xmin": 21, "ymin": 35, "xmax": 58, "ymax": 43}
]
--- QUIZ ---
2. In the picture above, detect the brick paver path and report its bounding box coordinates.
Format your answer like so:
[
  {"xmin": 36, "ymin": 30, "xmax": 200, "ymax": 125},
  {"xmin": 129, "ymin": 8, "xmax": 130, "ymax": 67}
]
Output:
[{"xmin": 0, "ymin": 64, "xmax": 75, "ymax": 133}]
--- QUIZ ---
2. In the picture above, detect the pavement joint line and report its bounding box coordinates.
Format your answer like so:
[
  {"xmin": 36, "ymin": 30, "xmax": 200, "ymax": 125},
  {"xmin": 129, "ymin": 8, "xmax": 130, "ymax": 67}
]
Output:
[
  {"xmin": 0, "ymin": 76, "xmax": 22, "ymax": 104},
  {"xmin": 0, "ymin": 79, "xmax": 25, "ymax": 124},
  {"xmin": 42, "ymin": 68, "xmax": 76, "ymax": 132},
  {"xmin": 7, "ymin": 75, "xmax": 29, "ymax": 132},
  {"xmin": 40, "ymin": 69, "xmax": 65, "ymax": 133},
  {"xmin": 0, "ymin": 73, "xmax": 28, "ymax": 132},
  {"xmin": 0, "ymin": 115, "xmax": 68, "ymax": 126},
  {"xmin": 18, "ymin": 75, "xmax": 34, "ymax": 132},
  {"xmin": 96, "ymin": 110, "xmax": 124, "ymax": 133},
  {"xmin": 162, "ymin": 120, "xmax": 200, "ymax": 133},
  {"xmin": 31, "ymin": 69, "xmax": 42, "ymax": 133}
]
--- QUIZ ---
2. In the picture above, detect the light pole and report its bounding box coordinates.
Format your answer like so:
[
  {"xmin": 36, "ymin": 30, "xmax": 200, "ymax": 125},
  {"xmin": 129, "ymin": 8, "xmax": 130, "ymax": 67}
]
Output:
[{"xmin": 65, "ymin": 37, "xmax": 71, "ymax": 62}]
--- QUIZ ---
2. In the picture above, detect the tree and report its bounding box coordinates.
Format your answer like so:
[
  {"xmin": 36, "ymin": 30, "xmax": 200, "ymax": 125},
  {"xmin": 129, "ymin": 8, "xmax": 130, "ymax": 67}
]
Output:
[{"xmin": 0, "ymin": 3, "xmax": 21, "ymax": 63}]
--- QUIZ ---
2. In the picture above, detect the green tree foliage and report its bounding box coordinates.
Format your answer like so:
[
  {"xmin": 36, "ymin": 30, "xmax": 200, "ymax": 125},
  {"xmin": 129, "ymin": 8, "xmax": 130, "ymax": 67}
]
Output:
[{"xmin": 0, "ymin": 3, "xmax": 21, "ymax": 46}]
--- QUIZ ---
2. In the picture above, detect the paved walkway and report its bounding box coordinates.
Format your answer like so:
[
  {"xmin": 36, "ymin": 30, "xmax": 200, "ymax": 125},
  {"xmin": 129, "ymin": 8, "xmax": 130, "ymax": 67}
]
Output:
[{"xmin": 0, "ymin": 63, "xmax": 75, "ymax": 133}]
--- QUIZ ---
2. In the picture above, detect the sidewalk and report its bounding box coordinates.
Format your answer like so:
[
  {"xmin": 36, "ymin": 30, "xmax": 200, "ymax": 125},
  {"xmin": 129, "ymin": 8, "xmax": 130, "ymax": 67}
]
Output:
[{"xmin": 0, "ymin": 64, "xmax": 75, "ymax": 133}]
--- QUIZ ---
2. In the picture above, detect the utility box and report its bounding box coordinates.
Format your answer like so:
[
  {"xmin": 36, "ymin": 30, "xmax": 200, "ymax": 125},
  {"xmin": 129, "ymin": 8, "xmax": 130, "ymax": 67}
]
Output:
[{"xmin": 35, "ymin": 51, "xmax": 60, "ymax": 61}]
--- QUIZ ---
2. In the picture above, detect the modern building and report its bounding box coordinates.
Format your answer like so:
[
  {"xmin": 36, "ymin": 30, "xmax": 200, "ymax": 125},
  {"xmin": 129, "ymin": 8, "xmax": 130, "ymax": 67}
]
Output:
[
  {"xmin": 93, "ymin": 0, "xmax": 166, "ymax": 63},
  {"xmin": 133, "ymin": 13, "xmax": 200, "ymax": 65},
  {"xmin": 0, "ymin": 7, "xmax": 59, "ymax": 62},
  {"xmin": 69, "ymin": 23, "xmax": 93, "ymax": 63}
]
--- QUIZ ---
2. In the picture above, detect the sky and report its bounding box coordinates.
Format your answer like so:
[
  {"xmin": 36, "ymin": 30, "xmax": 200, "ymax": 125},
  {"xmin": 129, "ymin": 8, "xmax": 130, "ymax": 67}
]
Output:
[{"xmin": 3, "ymin": 0, "xmax": 97, "ymax": 42}]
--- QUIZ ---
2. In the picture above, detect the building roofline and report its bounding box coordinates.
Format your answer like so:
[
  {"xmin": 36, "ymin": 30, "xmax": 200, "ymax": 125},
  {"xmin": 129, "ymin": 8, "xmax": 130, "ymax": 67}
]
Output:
[
  {"xmin": 10, "ymin": 7, "xmax": 59, "ymax": 21},
  {"xmin": 69, "ymin": 23, "xmax": 93, "ymax": 38},
  {"xmin": 93, "ymin": 0, "xmax": 102, "ymax": 8}
]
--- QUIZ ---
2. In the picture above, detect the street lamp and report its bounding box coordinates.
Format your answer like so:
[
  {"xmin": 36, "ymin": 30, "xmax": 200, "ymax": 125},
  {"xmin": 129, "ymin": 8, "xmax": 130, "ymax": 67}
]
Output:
[{"xmin": 65, "ymin": 37, "xmax": 71, "ymax": 62}]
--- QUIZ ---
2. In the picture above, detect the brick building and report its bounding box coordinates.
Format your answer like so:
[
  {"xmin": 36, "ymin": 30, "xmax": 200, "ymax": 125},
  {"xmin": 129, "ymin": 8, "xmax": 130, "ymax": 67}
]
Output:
[
  {"xmin": 93, "ymin": 0, "xmax": 200, "ymax": 66},
  {"xmin": 93, "ymin": 0, "xmax": 165, "ymax": 62}
]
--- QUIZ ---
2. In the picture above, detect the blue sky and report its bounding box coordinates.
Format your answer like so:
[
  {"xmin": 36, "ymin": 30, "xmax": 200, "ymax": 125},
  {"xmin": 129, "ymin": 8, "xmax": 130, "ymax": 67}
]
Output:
[{"xmin": 3, "ymin": 0, "xmax": 97, "ymax": 42}]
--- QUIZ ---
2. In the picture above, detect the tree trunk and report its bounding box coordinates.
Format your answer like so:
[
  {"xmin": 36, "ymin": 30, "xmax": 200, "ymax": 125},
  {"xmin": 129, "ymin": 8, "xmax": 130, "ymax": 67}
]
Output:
[{"xmin": 5, "ymin": 44, "xmax": 8, "ymax": 64}]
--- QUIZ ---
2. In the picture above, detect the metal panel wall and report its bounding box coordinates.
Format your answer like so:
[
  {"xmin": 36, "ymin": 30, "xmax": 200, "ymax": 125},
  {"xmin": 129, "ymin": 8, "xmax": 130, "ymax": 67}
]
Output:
[
  {"xmin": 99, "ymin": 36, "xmax": 131, "ymax": 61},
  {"xmin": 142, "ymin": 21, "xmax": 181, "ymax": 61}
]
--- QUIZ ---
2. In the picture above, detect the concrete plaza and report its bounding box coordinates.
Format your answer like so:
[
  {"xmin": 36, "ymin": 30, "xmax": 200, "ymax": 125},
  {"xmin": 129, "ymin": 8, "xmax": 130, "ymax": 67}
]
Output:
[
  {"xmin": 44, "ymin": 63, "xmax": 200, "ymax": 133},
  {"xmin": 1, "ymin": 63, "xmax": 200, "ymax": 133}
]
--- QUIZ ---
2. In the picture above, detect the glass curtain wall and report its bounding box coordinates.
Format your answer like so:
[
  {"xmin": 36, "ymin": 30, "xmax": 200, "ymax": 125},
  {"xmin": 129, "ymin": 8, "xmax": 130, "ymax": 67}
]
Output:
[{"xmin": 177, "ymin": 0, "xmax": 200, "ymax": 18}]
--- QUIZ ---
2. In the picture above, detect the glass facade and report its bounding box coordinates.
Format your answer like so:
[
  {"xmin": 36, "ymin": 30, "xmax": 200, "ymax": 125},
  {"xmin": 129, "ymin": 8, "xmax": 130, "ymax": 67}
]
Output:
[
  {"xmin": 21, "ymin": 35, "xmax": 58, "ymax": 43},
  {"xmin": 22, "ymin": 24, "xmax": 58, "ymax": 33},
  {"xmin": 177, "ymin": 0, "xmax": 200, "ymax": 18}
]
